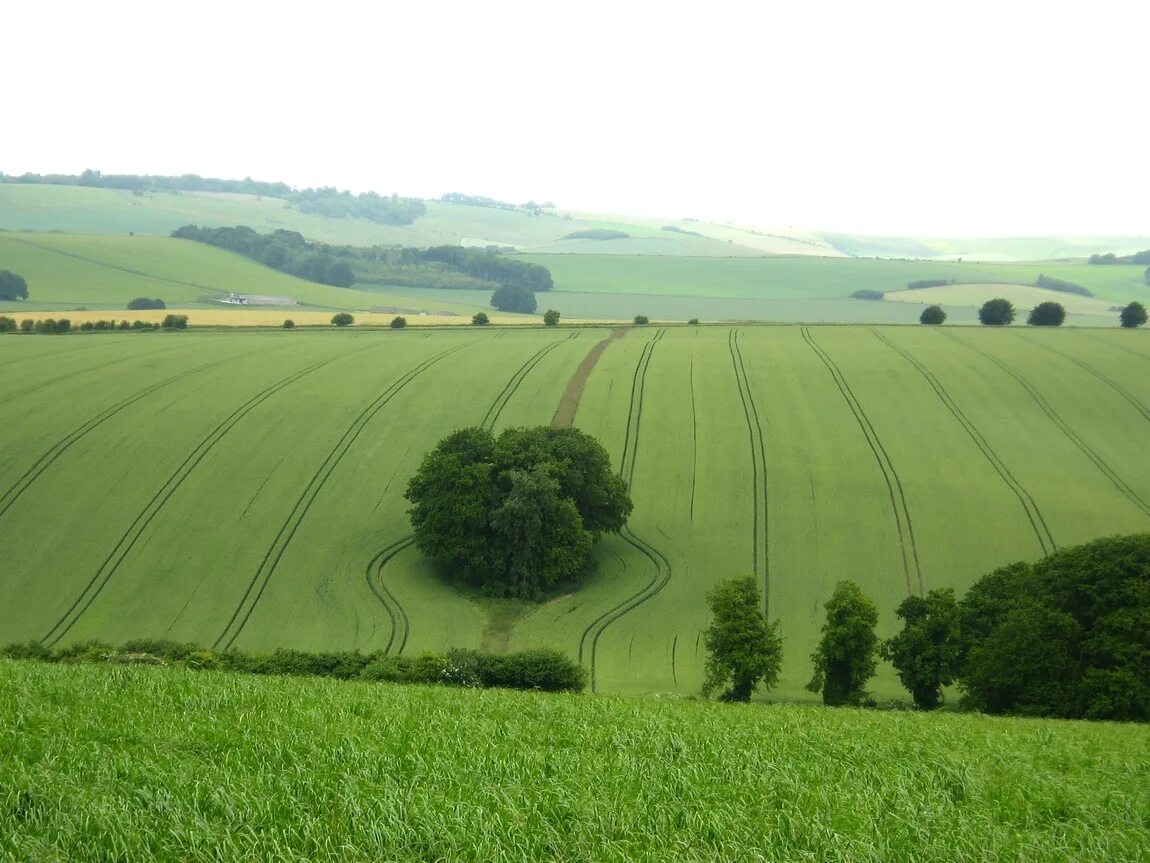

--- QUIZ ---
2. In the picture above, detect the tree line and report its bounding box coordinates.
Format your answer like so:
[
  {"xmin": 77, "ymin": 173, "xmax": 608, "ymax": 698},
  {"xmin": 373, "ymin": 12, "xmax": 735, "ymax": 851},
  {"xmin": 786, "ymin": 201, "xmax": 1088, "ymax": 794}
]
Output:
[
  {"xmin": 1, "ymin": 171, "xmax": 426, "ymax": 225},
  {"xmin": 0, "ymin": 316, "xmax": 188, "ymax": 333},
  {"xmin": 919, "ymin": 298, "xmax": 1147, "ymax": 328},
  {"xmin": 702, "ymin": 533, "xmax": 1149, "ymax": 722},
  {"xmin": 1088, "ymin": 249, "xmax": 1150, "ymax": 265},
  {"xmin": 172, "ymin": 225, "xmax": 554, "ymax": 297}
]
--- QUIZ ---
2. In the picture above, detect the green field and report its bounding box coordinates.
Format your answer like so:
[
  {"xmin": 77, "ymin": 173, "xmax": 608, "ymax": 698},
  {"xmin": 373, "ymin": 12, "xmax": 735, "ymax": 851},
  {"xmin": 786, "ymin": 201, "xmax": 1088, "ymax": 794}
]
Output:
[
  {"xmin": 3, "ymin": 660, "xmax": 1148, "ymax": 861},
  {"xmin": 2, "ymin": 326, "xmax": 1148, "ymax": 700}
]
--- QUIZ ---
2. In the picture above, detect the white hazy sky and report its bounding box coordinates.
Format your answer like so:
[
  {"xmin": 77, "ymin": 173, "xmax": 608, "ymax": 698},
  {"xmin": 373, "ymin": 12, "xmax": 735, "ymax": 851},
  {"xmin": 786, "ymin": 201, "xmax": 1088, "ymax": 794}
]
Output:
[{"xmin": 6, "ymin": 0, "xmax": 1147, "ymax": 236}]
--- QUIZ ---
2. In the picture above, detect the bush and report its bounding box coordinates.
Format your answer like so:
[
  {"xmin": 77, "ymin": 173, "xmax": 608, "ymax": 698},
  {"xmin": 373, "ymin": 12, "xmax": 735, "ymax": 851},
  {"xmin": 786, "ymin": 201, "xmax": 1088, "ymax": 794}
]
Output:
[
  {"xmin": 978, "ymin": 298, "xmax": 1015, "ymax": 326},
  {"xmin": 920, "ymin": 305, "xmax": 947, "ymax": 325},
  {"xmin": 0, "ymin": 316, "xmax": 17, "ymax": 333},
  {"xmin": 1, "ymin": 641, "xmax": 54, "ymax": 661},
  {"xmin": 118, "ymin": 639, "xmax": 200, "ymax": 661},
  {"xmin": 851, "ymin": 289, "xmax": 885, "ymax": 300},
  {"xmin": 543, "ymin": 309, "xmax": 560, "ymax": 327},
  {"xmin": 19, "ymin": 319, "xmax": 34, "ymax": 333},
  {"xmin": 633, "ymin": 315, "xmax": 649, "ymax": 326},
  {"xmin": 906, "ymin": 279, "xmax": 952, "ymax": 291},
  {"xmin": 1027, "ymin": 302, "xmax": 1065, "ymax": 327},
  {"xmin": 471, "ymin": 312, "xmax": 490, "ymax": 326},
  {"xmin": 161, "ymin": 314, "xmax": 189, "ymax": 330},
  {"xmin": 360, "ymin": 655, "xmax": 414, "ymax": 683},
  {"xmin": 0, "ymin": 270, "xmax": 29, "ymax": 301},
  {"xmin": 282, "ymin": 319, "xmax": 296, "ymax": 329},
  {"xmin": 1035, "ymin": 274, "xmax": 1092, "ymax": 297},
  {"xmin": 1120, "ymin": 301, "xmax": 1147, "ymax": 329},
  {"xmin": 491, "ymin": 283, "xmax": 537, "ymax": 314},
  {"xmin": 390, "ymin": 316, "xmax": 407, "ymax": 329},
  {"xmin": 688, "ymin": 318, "xmax": 699, "ymax": 326},
  {"xmin": 127, "ymin": 297, "xmax": 165, "ymax": 310},
  {"xmin": 331, "ymin": 312, "xmax": 355, "ymax": 327}
]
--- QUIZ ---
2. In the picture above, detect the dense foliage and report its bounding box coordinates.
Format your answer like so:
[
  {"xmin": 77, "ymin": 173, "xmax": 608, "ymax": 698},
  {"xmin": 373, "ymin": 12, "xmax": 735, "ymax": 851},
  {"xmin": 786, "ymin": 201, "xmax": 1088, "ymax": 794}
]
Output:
[
  {"xmin": 906, "ymin": 278, "xmax": 953, "ymax": 290},
  {"xmin": 1027, "ymin": 301, "xmax": 1066, "ymax": 326},
  {"xmin": 633, "ymin": 315, "xmax": 649, "ymax": 325},
  {"xmin": 160, "ymin": 314, "xmax": 188, "ymax": 330},
  {"xmin": 919, "ymin": 305, "xmax": 946, "ymax": 325},
  {"xmin": 543, "ymin": 309, "xmax": 560, "ymax": 326},
  {"xmin": 471, "ymin": 312, "xmax": 489, "ymax": 326},
  {"xmin": 701, "ymin": 577, "xmax": 782, "ymax": 701},
  {"xmin": 0, "ymin": 316, "xmax": 15, "ymax": 333},
  {"xmin": 390, "ymin": 316, "xmax": 407, "ymax": 329},
  {"xmin": 331, "ymin": 313, "xmax": 354, "ymax": 327},
  {"xmin": 1035, "ymin": 273, "xmax": 1092, "ymax": 297},
  {"xmin": 2, "ymin": 170, "xmax": 426, "ymax": 225},
  {"xmin": 1088, "ymin": 249, "xmax": 1150, "ymax": 265},
  {"xmin": 880, "ymin": 589, "xmax": 961, "ymax": 710},
  {"xmin": 0, "ymin": 270, "xmax": 28, "ymax": 301},
  {"xmin": 978, "ymin": 298, "xmax": 1015, "ymax": 326},
  {"xmin": 957, "ymin": 534, "xmax": 1150, "ymax": 721},
  {"xmin": 126, "ymin": 297, "xmax": 165, "ymax": 310},
  {"xmin": 807, "ymin": 581, "xmax": 879, "ymax": 706},
  {"xmin": 562, "ymin": 229, "xmax": 630, "ymax": 240},
  {"xmin": 490, "ymin": 283, "xmax": 537, "ymax": 314},
  {"xmin": 1120, "ymin": 301, "xmax": 1148, "ymax": 328},
  {"xmin": 850, "ymin": 289, "xmax": 884, "ymax": 300},
  {"xmin": 405, "ymin": 426, "xmax": 631, "ymax": 600}
]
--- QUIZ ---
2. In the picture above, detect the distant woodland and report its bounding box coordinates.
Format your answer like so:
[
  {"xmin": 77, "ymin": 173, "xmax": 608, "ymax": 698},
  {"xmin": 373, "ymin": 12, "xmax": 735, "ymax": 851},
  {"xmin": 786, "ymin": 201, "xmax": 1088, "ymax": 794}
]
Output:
[
  {"xmin": 0, "ymin": 171, "xmax": 426, "ymax": 225},
  {"xmin": 172, "ymin": 225, "xmax": 553, "ymax": 292},
  {"xmin": 1088, "ymin": 249, "xmax": 1150, "ymax": 265}
]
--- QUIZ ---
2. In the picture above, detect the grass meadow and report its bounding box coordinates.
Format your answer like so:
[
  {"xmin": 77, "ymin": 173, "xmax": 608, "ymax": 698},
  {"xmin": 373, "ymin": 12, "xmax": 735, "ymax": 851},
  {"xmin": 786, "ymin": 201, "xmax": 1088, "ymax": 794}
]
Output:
[
  {"xmin": 3, "ymin": 660, "xmax": 1148, "ymax": 862},
  {"xmin": 1, "ymin": 326, "xmax": 1148, "ymax": 701}
]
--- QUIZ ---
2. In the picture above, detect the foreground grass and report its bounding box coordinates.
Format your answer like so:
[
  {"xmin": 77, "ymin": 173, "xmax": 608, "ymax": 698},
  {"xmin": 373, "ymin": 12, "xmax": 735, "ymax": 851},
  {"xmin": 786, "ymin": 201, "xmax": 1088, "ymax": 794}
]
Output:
[{"xmin": 3, "ymin": 661, "xmax": 1148, "ymax": 861}]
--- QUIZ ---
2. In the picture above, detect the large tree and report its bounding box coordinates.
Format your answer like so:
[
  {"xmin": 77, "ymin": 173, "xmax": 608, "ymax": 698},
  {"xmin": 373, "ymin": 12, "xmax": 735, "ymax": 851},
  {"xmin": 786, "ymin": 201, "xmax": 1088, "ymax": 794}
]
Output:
[
  {"xmin": 0, "ymin": 270, "xmax": 29, "ymax": 301},
  {"xmin": 919, "ymin": 305, "xmax": 946, "ymax": 325},
  {"xmin": 807, "ymin": 581, "xmax": 879, "ymax": 706},
  {"xmin": 405, "ymin": 426, "xmax": 631, "ymax": 599},
  {"xmin": 880, "ymin": 589, "xmax": 961, "ymax": 710},
  {"xmin": 978, "ymin": 298, "xmax": 1015, "ymax": 326},
  {"xmin": 491, "ymin": 283, "xmax": 537, "ymax": 314},
  {"xmin": 701, "ymin": 577, "xmax": 782, "ymax": 702},
  {"xmin": 1027, "ymin": 301, "xmax": 1065, "ymax": 327},
  {"xmin": 1120, "ymin": 301, "xmax": 1147, "ymax": 328}
]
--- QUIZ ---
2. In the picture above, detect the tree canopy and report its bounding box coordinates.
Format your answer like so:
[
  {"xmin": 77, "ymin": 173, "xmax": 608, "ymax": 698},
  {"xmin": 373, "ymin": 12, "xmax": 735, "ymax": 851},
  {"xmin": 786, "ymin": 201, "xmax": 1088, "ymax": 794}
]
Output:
[
  {"xmin": 1120, "ymin": 301, "xmax": 1147, "ymax": 328},
  {"xmin": 405, "ymin": 426, "xmax": 632, "ymax": 600},
  {"xmin": 807, "ymin": 581, "xmax": 879, "ymax": 706},
  {"xmin": 1027, "ymin": 301, "xmax": 1065, "ymax": 327},
  {"xmin": 881, "ymin": 589, "xmax": 961, "ymax": 709},
  {"xmin": 331, "ymin": 312, "xmax": 354, "ymax": 327},
  {"xmin": 701, "ymin": 577, "xmax": 782, "ymax": 702},
  {"xmin": 919, "ymin": 305, "xmax": 946, "ymax": 325},
  {"xmin": 978, "ymin": 298, "xmax": 1015, "ymax": 326},
  {"xmin": 491, "ymin": 283, "xmax": 538, "ymax": 314},
  {"xmin": 0, "ymin": 270, "xmax": 29, "ymax": 301}
]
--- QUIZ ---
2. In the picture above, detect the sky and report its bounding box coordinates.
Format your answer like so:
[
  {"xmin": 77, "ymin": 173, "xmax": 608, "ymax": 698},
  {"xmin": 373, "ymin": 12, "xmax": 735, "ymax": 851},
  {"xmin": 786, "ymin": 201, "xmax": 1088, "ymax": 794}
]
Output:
[{"xmin": 6, "ymin": 0, "xmax": 1147, "ymax": 237}]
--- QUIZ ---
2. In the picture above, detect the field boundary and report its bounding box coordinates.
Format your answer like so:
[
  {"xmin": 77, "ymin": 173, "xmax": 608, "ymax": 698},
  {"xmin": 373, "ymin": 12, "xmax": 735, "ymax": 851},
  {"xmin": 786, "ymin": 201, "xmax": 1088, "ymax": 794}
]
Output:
[
  {"xmin": 871, "ymin": 328, "xmax": 1057, "ymax": 556},
  {"xmin": 802, "ymin": 328, "xmax": 922, "ymax": 595},
  {"xmin": 552, "ymin": 329, "xmax": 625, "ymax": 427}
]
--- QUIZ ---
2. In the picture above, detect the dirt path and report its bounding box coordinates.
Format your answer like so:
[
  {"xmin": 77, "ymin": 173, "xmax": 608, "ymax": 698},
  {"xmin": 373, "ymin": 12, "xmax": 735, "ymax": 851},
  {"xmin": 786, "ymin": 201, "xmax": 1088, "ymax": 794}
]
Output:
[{"xmin": 552, "ymin": 329, "xmax": 627, "ymax": 427}]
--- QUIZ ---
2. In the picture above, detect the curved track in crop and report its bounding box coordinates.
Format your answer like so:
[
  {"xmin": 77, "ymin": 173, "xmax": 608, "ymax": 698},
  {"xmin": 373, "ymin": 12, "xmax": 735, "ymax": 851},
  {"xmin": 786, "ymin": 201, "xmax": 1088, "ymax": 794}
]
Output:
[
  {"xmin": 1025, "ymin": 337, "xmax": 1150, "ymax": 426},
  {"xmin": 871, "ymin": 328, "xmax": 1056, "ymax": 556},
  {"xmin": 803, "ymin": 328, "xmax": 922, "ymax": 595},
  {"xmin": 42, "ymin": 344, "xmax": 375, "ymax": 646},
  {"xmin": 482, "ymin": 332, "xmax": 578, "ymax": 429},
  {"xmin": 579, "ymin": 328, "xmax": 672, "ymax": 693},
  {"xmin": 729, "ymin": 329, "xmax": 772, "ymax": 608},
  {"xmin": 213, "ymin": 345, "xmax": 467, "ymax": 650}
]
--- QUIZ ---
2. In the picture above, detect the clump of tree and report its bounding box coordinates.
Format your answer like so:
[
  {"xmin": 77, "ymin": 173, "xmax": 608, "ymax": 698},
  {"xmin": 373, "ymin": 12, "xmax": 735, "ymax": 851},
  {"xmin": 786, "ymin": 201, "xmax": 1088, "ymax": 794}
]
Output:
[
  {"xmin": 906, "ymin": 278, "xmax": 954, "ymax": 290},
  {"xmin": 701, "ymin": 577, "xmax": 782, "ymax": 702},
  {"xmin": 0, "ymin": 316, "xmax": 16, "ymax": 332},
  {"xmin": 1027, "ymin": 301, "xmax": 1066, "ymax": 327},
  {"xmin": 24, "ymin": 318, "xmax": 73, "ymax": 334},
  {"xmin": 687, "ymin": 318, "xmax": 700, "ymax": 326},
  {"xmin": 491, "ymin": 284, "xmax": 537, "ymax": 314},
  {"xmin": 173, "ymin": 226, "xmax": 355, "ymax": 287},
  {"xmin": 562, "ymin": 229, "xmax": 629, "ymax": 241},
  {"xmin": 471, "ymin": 312, "xmax": 489, "ymax": 326},
  {"xmin": 881, "ymin": 589, "xmax": 961, "ymax": 710},
  {"xmin": 440, "ymin": 192, "xmax": 519, "ymax": 211},
  {"xmin": 920, "ymin": 305, "xmax": 947, "ymax": 325},
  {"xmin": 956, "ymin": 534, "xmax": 1150, "ymax": 721},
  {"xmin": 543, "ymin": 309, "xmax": 560, "ymax": 326},
  {"xmin": 1088, "ymin": 249, "xmax": 1150, "ymax": 265},
  {"xmin": 126, "ymin": 297, "xmax": 166, "ymax": 310},
  {"xmin": 331, "ymin": 312, "xmax": 354, "ymax": 327},
  {"xmin": 1035, "ymin": 274, "xmax": 1092, "ymax": 297},
  {"xmin": 390, "ymin": 316, "xmax": 407, "ymax": 329},
  {"xmin": 633, "ymin": 315, "xmax": 649, "ymax": 326},
  {"xmin": 1120, "ymin": 301, "xmax": 1147, "ymax": 328},
  {"xmin": 807, "ymin": 581, "xmax": 879, "ymax": 706},
  {"xmin": 160, "ymin": 314, "xmax": 189, "ymax": 330},
  {"xmin": 405, "ymin": 426, "xmax": 632, "ymax": 600},
  {"xmin": 282, "ymin": 319, "xmax": 296, "ymax": 329},
  {"xmin": 978, "ymin": 298, "xmax": 1015, "ymax": 326},
  {"xmin": 0, "ymin": 270, "xmax": 29, "ymax": 301},
  {"xmin": 662, "ymin": 225, "xmax": 704, "ymax": 237},
  {"xmin": 851, "ymin": 289, "xmax": 885, "ymax": 300}
]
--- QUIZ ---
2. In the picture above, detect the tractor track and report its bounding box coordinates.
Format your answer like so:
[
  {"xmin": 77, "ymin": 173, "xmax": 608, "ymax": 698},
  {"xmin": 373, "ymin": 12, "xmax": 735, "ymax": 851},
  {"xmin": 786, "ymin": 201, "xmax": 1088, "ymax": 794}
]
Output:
[
  {"xmin": 730, "ymin": 329, "xmax": 773, "ymax": 607},
  {"xmin": 0, "ymin": 347, "xmax": 262, "ymax": 522},
  {"xmin": 802, "ymin": 328, "xmax": 921, "ymax": 594},
  {"xmin": 41, "ymin": 344, "xmax": 375, "ymax": 646},
  {"xmin": 941, "ymin": 331, "xmax": 1150, "ymax": 518},
  {"xmin": 1024, "ymin": 337, "xmax": 1150, "ymax": 426},
  {"xmin": 578, "ymin": 328, "xmax": 672, "ymax": 693},
  {"xmin": 871, "ymin": 328, "xmax": 1056, "ymax": 556},
  {"xmin": 481, "ymin": 332, "xmax": 577, "ymax": 429},
  {"xmin": 213, "ymin": 345, "xmax": 466, "ymax": 650}
]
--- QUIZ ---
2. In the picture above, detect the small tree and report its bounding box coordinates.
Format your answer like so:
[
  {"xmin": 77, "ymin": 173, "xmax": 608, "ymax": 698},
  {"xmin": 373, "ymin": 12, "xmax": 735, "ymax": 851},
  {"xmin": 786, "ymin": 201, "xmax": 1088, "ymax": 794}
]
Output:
[
  {"xmin": 978, "ymin": 298, "xmax": 1015, "ymax": 326},
  {"xmin": 0, "ymin": 270, "xmax": 29, "ymax": 301},
  {"xmin": 701, "ymin": 577, "xmax": 783, "ymax": 702},
  {"xmin": 920, "ymin": 305, "xmax": 946, "ymax": 325},
  {"xmin": 1027, "ymin": 302, "xmax": 1065, "ymax": 327},
  {"xmin": 807, "ymin": 580, "xmax": 879, "ymax": 706},
  {"xmin": 687, "ymin": 318, "xmax": 700, "ymax": 326},
  {"xmin": 331, "ymin": 312, "xmax": 355, "ymax": 327},
  {"xmin": 633, "ymin": 314, "xmax": 649, "ymax": 325},
  {"xmin": 471, "ymin": 312, "xmax": 490, "ymax": 326},
  {"xmin": 1120, "ymin": 301, "xmax": 1147, "ymax": 329},
  {"xmin": 880, "ymin": 589, "xmax": 961, "ymax": 709},
  {"xmin": 161, "ymin": 314, "xmax": 189, "ymax": 330},
  {"xmin": 282, "ymin": 319, "xmax": 296, "ymax": 329},
  {"xmin": 0, "ymin": 316, "xmax": 16, "ymax": 333},
  {"xmin": 19, "ymin": 319, "xmax": 35, "ymax": 333},
  {"xmin": 390, "ymin": 316, "xmax": 407, "ymax": 329},
  {"xmin": 543, "ymin": 309, "xmax": 560, "ymax": 327}
]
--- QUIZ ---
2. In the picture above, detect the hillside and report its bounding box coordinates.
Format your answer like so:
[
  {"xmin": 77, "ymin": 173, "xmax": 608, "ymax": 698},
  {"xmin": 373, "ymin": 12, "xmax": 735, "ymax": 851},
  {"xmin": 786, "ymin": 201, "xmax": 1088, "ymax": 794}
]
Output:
[{"xmin": 2, "ymin": 326, "xmax": 1148, "ymax": 700}]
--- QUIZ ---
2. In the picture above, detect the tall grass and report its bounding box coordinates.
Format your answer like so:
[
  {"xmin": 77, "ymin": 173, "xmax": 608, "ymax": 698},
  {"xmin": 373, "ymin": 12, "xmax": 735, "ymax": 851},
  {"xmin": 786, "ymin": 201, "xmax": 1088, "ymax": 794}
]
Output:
[{"xmin": 2, "ymin": 660, "xmax": 1147, "ymax": 861}]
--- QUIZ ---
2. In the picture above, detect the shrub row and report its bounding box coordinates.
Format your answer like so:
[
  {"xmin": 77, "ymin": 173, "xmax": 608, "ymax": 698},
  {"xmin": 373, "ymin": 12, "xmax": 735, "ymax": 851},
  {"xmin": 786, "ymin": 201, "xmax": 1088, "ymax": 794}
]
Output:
[
  {"xmin": 1, "ymin": 639, "xmax": 587, "ymax": 693},
  {"xmin": 1, "ymin": 317, "xmax": 188, "ymax": 334}
]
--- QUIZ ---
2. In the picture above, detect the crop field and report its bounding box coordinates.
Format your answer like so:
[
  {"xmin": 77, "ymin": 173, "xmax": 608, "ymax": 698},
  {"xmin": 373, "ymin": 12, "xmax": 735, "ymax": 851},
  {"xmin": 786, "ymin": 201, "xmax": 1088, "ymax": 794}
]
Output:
[
  {"xmin": 1, "ymin": 326, "xmax": 1149, "ymax": 701},
  {"xmin": 4, "ymin": 661, "xmax": 1149, "ymax": 861}
]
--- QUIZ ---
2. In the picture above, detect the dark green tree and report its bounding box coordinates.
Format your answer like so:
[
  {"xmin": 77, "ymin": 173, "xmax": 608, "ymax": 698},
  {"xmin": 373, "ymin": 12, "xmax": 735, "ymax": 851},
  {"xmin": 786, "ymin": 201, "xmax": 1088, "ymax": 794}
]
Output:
[
  {"xmin": 405, "ymin": 426, "xmax": 631, "ymax": 600},
  {"xmin": 978, "ymin": 298, "xmax": 1015, "ymax": 326},
  {"xmin": 633, "ymin": 314, "xmax": 649, "ymax": 325},
  {"xmin": 701, "ymin": 577, "xmax": 783, "ymax": 702},
  {"xmin": 919, "ymin": 305, "xmax": 946, "ymax": 325},
  {"xmin": 20, "ymin": 319, "xmax": 35, "ymax": 333},
  {"xmin": 161, "ymin": 314, "xmax": 188, "ymax": 330},
  {"xmin": 807, "ymin": 581, "xmax": 879, "ymax": 706},
  {"xmin": 543, "ymin": 309, "xmax": 560, "ymax": 326},
  {"xmin": 880, "ymin": 589, "xmax": 961, "ymax": 709},
  {"xmin": 0, "ymin": 316, "xmax": 16, "ymax": 333},
  {"xmin": 0, "ymin": 270, "xmax": 28, "ymax": 301},
  {"xmin": 1027, "ymin": 301, "xmax": 1065, "ymax": 327},
  {"xmin": 491, "ymin": 283, "xmax": 537, "ymax": 313},
  {"xmin": 390, "ymin": 316, "xmax": 407, "ymax": 329},
  {"xmin": 127, "ymin": 297, "xmax": 165, "ymax": 310},
  {"xmin": 282, "ymin": 319, "xmax": 296, "ymax": 329},
  {"xmin": 331, "ymin": 312, "xmax": 355, "ymax": 327},
  {"xmin": 471, "ymin": 312, "xmax": 490, "ymax": 326},
  {"xmin": 1120, "ymin": 301, "xmax": 1147, "ymax": 328},
  {"xmin": 688, "ymin": 318, "xmax": 700, "ymax": 326}
]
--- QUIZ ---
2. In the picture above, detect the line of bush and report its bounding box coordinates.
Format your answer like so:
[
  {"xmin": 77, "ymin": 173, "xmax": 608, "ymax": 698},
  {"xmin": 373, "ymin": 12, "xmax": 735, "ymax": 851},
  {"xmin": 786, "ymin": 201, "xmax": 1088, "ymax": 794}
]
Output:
[
  {"xmin": 1035, "ymin": 274, "xmax": 1092, "ymax": 297},
  {"xmin": 0, "ymin": 640, "xmax": 587, "ymax": 693},
  {"xmin": 1, "ymin": 317, "xmax": 188, "ymax": 334}
]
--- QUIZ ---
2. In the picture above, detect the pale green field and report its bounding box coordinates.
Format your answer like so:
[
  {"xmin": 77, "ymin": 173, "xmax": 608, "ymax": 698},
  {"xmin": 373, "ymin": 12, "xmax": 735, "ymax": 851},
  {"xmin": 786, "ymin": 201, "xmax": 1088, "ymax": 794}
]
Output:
[{"xmin": 1, "ymin": 326, "xmax": 1148, "ymax": 701}]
